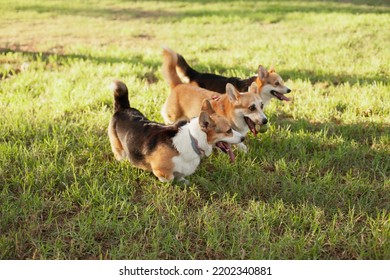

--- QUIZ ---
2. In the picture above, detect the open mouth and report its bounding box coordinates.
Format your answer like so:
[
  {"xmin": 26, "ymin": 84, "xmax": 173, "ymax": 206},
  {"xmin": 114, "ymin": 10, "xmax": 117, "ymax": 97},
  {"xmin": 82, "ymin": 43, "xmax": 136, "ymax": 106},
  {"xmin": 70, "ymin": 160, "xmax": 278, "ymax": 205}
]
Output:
[
  {"xmin": 216, "ymin": 141, "xmax": 235, "ymax": 162},
  {"xmin": 271, "ymin": 90, "xmax": 290, "ymax": 101},
  {"xmin": 244, "ymin": 117, "xmax": 258, "ymax": 136}
]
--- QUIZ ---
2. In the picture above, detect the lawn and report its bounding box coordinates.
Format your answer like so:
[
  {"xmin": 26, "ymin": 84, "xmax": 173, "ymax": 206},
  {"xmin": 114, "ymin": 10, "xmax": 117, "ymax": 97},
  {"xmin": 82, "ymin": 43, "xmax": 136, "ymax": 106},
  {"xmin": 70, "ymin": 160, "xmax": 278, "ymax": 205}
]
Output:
[{"xmin": 0, "ymin": 0, "xmax": 389, "ymax": 259}]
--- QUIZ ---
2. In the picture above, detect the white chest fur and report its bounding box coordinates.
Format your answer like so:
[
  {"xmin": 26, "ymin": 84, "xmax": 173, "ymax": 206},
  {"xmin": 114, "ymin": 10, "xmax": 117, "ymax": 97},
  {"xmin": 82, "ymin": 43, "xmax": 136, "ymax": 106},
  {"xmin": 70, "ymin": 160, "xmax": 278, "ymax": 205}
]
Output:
[{"xmin": 171, "ymin": 119, "xmax": 211, "ymax": 178}]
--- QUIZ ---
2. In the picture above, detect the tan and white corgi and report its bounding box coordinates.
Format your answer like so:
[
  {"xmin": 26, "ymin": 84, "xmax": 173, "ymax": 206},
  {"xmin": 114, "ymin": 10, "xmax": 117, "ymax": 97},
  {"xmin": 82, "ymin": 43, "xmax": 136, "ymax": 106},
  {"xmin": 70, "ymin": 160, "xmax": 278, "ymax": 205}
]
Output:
[
  {"xmin": 108, "ymin": 80, "xmax": 244, "ymax": 184},
  {"xmin": 161, "ymin": 47, "xmax": 267, "ymax": 151}
]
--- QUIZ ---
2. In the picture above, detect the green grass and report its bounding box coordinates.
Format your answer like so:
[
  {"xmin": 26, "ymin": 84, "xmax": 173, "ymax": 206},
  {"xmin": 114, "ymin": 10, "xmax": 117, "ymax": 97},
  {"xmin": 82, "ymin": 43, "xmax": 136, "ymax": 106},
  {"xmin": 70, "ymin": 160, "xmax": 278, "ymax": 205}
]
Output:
[{"xmin": 0, "ymin": 0, "xmax": 389, "ymax": 259}]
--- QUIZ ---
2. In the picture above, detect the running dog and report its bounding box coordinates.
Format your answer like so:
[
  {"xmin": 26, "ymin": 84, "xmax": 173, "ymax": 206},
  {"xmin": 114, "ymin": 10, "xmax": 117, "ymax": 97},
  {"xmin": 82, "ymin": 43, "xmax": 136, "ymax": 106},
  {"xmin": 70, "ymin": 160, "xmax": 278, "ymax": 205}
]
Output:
[
  {"xmin": 108, "ymin": 80, "xmax": 244, "ymax": 184},
  {"xmin": 172, "ymin": 47, "xmax": 291, "ymax": 108},
  {"xmin": 161, "ymin": 47, "xmax": 267, "ymax": 151}
]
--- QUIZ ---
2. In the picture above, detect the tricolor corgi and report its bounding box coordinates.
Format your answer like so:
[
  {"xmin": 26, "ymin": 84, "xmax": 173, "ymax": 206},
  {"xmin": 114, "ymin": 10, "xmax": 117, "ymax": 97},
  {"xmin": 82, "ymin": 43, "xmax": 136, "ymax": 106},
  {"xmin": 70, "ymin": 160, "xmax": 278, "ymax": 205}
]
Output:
[
  {"xmin": 173, "ymin": 47, "xmax": 291, "ymax": 108},
  {"xmin": 108, "ymin": 80, "xmax": 244, "ymax": 184}
]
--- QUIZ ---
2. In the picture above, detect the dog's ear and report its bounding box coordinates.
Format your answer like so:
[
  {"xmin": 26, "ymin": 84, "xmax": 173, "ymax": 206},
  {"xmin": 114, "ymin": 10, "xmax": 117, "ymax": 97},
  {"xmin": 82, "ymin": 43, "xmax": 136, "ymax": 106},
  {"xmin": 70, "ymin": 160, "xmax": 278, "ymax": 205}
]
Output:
[
  {"xmin": 199, "ymin": 111, "xmax": 215, "ymax": 130},
  {"xmin": 201, "ymin": 99, "xmax": 215, "ymax": 115},
  {"xmin": 258, "ymin": 65, "xmax": 269, "ymax": 81},
  {"xmin": 269, "ymin": 65, "xmax": 275, "ymax": 73},
  {"xmin": 226, "ymin": 83, "xmax": 239, "ymax": 102},
  {"xmin": 248, "ymin": 82, "xmax": 258, "ymax": 94}
]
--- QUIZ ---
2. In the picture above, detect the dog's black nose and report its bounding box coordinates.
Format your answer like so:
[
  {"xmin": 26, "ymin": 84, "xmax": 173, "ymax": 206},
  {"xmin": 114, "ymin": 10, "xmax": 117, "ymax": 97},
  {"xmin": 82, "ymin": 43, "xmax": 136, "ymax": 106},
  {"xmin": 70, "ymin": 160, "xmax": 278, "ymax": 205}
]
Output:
[
  {"xmin": 240, "ymin": 136, "xmax": 245, "ymax": 142},
  {"xmin": 262, "ymin": 118, "xmax": 268, "ymax": 125},
  {"xmin": 286, "ymin": 88, "xmax": 291, "ymax": 93}
]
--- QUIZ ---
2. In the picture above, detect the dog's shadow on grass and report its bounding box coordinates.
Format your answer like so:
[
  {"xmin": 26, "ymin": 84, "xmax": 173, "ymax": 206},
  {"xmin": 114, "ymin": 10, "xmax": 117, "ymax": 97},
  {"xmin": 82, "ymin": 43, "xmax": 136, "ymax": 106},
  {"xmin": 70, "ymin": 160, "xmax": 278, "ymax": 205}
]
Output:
[
  {"xmin": 3, "ymin": 46, "xmax": 388, "ymax": 88},
  {"xmin": 0, "ymin": 47, "xmax": 164, "ymax": 85},
  {"xmin": 278, "ymin": 69, "xmax": 389, "ymax": 87},
  {"xmin": 0, "ymin": 47, "xmax": 161, "ymax": 71}
]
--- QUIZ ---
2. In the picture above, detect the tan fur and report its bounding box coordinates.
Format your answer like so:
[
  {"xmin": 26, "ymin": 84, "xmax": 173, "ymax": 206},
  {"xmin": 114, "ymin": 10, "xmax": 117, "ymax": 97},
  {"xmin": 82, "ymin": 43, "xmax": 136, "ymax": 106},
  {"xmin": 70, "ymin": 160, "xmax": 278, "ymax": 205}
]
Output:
[
  {"xmin": 163, "ymin": 83, "xmax": 223, "ymax": 122},
  {"xmin": 145, "ymin": 144, "xmax": 178, "ymax": 181},
  {"xmin": 205, "ymin": 114, "xmax": 233, "ymax": 143},
  {"xmin": 190, "ymin": 81, "xmax": 200, "ymax": 87},
  {"xmin": 108, "ymin": 121, "xmax": 125, "ymax": 161},
  {"xmin": 162, "ymin": 48, "xmax": 263, "ymax": 125},
  {"xmin": 162, "ymin": 47, "xmax": 221, "ymax": 122},
  {"xmin": 256, "ymin": 72, "xmax": 284, "ymax": 88},
  {"xmin": 211, "ymin": 85, "xmax": 258, "ymax": 124},
  {"xmin": 162, "ymin": 47, "xmax": 182, "ymax": 89},
  {"xmin": 163, "ymin": 83, "xmax": 263, "ymax": 126},
  {"xmin": 255, "ymin": 65, "xmax": 290, "ymax": 100},
  {"xmin": 199, "ymin": 100, "xmax": 233, "ymax": 143},
  {"xmin": 161, "ymin": 47, "xmax": 266, "ymax": 145},
  {"xmin": 109, "ymin": 122, "xmax": 179, "ymax": 181},
  {"xmin": 110, "ymin": 79, "xmax": 244, "ymax": 183}
]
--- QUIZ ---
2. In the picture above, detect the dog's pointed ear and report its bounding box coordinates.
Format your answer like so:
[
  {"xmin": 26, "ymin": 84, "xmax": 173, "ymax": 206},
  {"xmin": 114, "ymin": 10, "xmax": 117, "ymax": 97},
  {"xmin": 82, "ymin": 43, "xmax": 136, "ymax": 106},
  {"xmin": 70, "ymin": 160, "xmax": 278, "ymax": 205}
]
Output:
[
  {"xmin": 258, "ymin": 65, "xmax": 269, "ymax": 81},
  {"xmin": 248, "ymin": 82, "xmax": 258, "ymax": 94},
  {"xmin": 269, "ymin": 65, "xmax": 275, "ymax": 73},
  {"xmin": 201, "ymin": 99, "xmax": 215, "ymax": 115},
  {"xmin": 199, "ymin": 111, "xmax": 214, "ymax": 130},
  {"xmin": 226, "ymin": 83, "xmax": 239, "ymax": 102}
]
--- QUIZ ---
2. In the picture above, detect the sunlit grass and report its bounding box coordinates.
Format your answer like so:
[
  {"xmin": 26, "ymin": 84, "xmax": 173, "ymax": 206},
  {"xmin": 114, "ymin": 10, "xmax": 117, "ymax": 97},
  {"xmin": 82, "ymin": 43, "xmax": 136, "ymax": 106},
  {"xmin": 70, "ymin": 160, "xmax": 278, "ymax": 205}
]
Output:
[{"xmin": 0, "ymin": 0, "xmax": 389, "ymax": 259}]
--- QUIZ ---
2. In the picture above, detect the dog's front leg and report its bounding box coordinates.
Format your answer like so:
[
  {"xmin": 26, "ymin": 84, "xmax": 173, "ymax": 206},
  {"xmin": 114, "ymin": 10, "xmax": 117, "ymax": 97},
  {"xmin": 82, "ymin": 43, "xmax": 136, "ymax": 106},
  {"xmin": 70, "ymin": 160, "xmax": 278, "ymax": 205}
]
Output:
[
  {"xmin": 176, "ymin": 177, "xmax": 190, "ymax": 186},
  {"xmin": 153, "ymin": 169, "xmax": 174, "ymax": 183},
  {"xmin": 236, "ymin": 142, "xmax": 248, "ymax": 153}
]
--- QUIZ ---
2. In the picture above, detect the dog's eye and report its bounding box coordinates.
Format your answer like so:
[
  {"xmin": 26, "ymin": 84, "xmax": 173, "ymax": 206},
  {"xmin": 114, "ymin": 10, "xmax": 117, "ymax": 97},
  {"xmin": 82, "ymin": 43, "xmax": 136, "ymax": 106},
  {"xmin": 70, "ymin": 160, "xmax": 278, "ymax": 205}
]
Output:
[
  {"xmin": 275, "ymin": 81, "xmax": 280, "ymax": 86},
  {"xmin": 260, "ymin": 103, "xmax": 264, "ymax": 110},
  {"xmin": 226, "ymin": 128, "xmax": 232, "ymax": 134},
  {"xmin": 248, "ymin": 104, "xmax": 256, "ymax": 111}
]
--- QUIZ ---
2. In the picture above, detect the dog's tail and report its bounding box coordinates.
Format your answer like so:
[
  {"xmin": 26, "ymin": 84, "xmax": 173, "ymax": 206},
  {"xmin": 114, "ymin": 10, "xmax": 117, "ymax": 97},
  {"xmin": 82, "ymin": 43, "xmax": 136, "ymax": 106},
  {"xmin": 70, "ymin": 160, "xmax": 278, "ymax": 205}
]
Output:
[
  {"xmin": 176, "ymin": 52, "xmax": 199, "ymax": 82},
  {"xmin": 162, "ymin": 46, "xmax": 183, "ymax": 89},
  {"xmin": 111, "ymin": 80, "xmax": 130, "ymax": 112}
]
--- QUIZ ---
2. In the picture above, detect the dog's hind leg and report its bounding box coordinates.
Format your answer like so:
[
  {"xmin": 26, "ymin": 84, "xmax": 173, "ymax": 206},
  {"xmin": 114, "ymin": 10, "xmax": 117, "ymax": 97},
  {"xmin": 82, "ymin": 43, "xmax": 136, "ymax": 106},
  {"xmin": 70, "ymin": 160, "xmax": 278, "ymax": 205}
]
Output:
[
  {"xmin": 149, "ymin": 146, "xmax": 177, "ymax": 182},
  {"xmin": 153, "ymin": 168, "xmax": 175, "ymax": 182},
  {"xmin": 161, "ymin": 101, "xmax": 172, "ymax": 124},
  {"xmin": 161, "ymin": 94, "xmax": 184, "ymax": 123},
  {"xmin": 108, "ymin": 121, "xmax": 126, "ymax": 161},
  {"xmin": 175, "ymin": 175, "xmax": 189, "ymax": 186}
]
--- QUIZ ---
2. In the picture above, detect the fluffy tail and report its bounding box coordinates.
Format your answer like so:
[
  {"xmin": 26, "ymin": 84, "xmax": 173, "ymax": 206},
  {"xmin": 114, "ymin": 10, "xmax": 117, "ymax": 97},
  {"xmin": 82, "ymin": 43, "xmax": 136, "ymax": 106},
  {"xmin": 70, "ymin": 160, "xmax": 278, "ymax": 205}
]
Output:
[
  {"xmin": 162, "ymin": 46, "xmax": 183, "ymax": 89},
  {"xmin": 111, "ymin": 80, "xmax": 130, "ymax": 112},
  {"xmin": 176, "ymin": 52, "xmax": 199, "ymax": 82}
]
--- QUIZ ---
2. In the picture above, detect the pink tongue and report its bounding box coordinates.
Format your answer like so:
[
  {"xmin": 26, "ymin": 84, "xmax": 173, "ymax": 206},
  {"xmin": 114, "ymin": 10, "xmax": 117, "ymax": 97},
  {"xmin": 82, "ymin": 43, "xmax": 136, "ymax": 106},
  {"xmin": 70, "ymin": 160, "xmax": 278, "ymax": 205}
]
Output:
[
  {"xmin": 246, "ymin": 118, "xmax": 258, "ymax": 136},
  {"xmin": 274, "ymin": 92, "xmax": 290, "ymax": 101},
  {"xmin": 280, "ymin": 94, "xmax": 290, "ymax": 101},
  {"xmin": 218, "ymin": 142, "xmax": 235, "ymax": 162},
  {"xmin": 226, "ymin": 145, "xmax": 235, "ymax": 162},
  {"xmin": 251, "ymin": 126, "xmax": 258, "ymax": 136}
]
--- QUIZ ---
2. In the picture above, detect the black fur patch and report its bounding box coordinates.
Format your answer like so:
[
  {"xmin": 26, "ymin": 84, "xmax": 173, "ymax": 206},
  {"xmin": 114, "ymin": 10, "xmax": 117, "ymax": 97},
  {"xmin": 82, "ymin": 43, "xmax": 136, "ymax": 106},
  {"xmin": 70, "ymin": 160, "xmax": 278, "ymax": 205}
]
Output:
[
  {"xmin": 112, "ymin": 108, "xmax": 180, "ymax": 164},
  {"xmin": 177, "ymin": 53, "xmax": 256, "ymax": 93}
]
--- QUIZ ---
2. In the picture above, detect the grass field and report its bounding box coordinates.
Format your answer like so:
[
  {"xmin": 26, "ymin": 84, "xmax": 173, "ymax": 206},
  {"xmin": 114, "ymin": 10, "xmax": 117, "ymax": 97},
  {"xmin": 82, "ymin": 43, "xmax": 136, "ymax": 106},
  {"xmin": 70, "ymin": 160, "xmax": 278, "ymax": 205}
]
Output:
[{"xmin": 0, "ymin": 0, "xmax": 389, "ymax": 259}]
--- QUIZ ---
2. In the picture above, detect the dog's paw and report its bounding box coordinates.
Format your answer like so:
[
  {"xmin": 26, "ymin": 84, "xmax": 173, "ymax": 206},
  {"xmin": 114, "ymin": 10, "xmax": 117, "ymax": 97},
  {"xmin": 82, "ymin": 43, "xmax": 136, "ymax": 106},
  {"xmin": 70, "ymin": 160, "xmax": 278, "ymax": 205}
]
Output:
[
  {"xmin": 158, "ymin": 177, "xmax": 171, "ymax": 183},
  {"xmin": 114, "ymin": 151, "xmax": 126, "ymax": 161},
  {"xmin": 237, "ymin": 142, "xmax": 248, "ymax": 153},
  {"xmin": 176, "ymin": 177, "xmax": 190, "ymax": 186}
]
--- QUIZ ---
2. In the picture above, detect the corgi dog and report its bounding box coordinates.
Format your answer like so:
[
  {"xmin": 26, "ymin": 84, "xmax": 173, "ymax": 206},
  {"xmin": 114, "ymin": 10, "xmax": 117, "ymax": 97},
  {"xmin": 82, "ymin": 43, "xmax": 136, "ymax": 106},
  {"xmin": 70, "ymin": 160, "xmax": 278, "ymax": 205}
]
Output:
[
  {"xmin": 172, "ymin": 47, "xmax": 291, "ymax": 108},
  {"xmin": 161, "ymin": 47, "xmax": 267, "ymax": 151},
  {"xmin": 108, "ymin": 80, "xmax": 244, "ymax": 184},
  {"xmin": 254, "ymin": 66, "xmax": 291, "ymax": 108}
]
